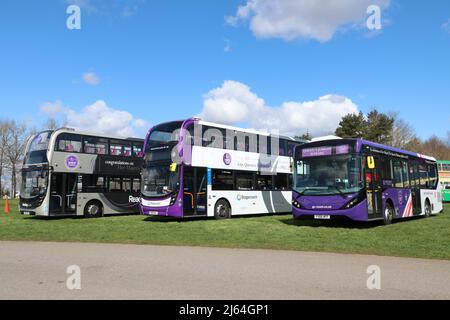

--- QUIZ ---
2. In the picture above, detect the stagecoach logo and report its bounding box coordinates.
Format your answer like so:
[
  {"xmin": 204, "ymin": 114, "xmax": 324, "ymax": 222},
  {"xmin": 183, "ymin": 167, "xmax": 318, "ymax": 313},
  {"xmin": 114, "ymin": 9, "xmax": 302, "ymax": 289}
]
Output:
[
  {"xmin": 65, "ymin": 155, "xmax": 79, "ymax": 170},
  {"xmin": 223, "ymin": 153, "xmax": 232, "ymax": 165},
  {"xmin": 237, "ymin": 194, "xmax": 258, "ymax": 201}
]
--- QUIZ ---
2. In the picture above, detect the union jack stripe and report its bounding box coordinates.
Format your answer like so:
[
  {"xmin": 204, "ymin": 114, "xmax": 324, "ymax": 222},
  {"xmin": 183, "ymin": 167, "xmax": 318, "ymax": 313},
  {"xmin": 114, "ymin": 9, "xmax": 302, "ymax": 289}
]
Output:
[{"xmin": 402, "ymin": 194, "xmax": 414, "ymax": 218}]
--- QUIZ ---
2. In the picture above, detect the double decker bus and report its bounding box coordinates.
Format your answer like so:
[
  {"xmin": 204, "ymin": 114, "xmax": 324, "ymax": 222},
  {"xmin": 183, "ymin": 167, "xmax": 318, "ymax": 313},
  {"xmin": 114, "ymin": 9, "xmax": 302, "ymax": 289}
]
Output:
[
  {"xmin": 438, "ymin": 160, "xmax": 450, "ymax": 202},
  {"xmin": 140, "ymin": 118, "xmax": 304, "ymax": 219},
  {"xmin": 19, "ymin": 128, "xmax": 144, "ymax": 217},
  {"xmin": 292, "ymin": 138, "xmax": 443, "ymax": 224}
]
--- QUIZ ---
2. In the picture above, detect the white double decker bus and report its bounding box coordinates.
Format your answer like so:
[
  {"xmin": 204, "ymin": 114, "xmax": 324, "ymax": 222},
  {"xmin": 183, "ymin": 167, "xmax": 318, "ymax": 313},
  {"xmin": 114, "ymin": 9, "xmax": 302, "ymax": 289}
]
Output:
[
  {"xmin": 19, "ymin": 128, "xmax": 144, "ymax": 217},
  {"xmin": 140, "ymin": 118, "xmax": 305, "ymax": 219}
]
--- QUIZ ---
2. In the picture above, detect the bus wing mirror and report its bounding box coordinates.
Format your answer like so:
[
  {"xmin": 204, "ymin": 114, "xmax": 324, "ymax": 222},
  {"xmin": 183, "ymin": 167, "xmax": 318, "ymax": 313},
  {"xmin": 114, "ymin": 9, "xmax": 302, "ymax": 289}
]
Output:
[
  {"xmin": 367, "ymin": 156, "xmax": 375, "ymax": 169},
  {"xmin": 170, "ymin": 163, "xmax": 177, "ymax": 172}
]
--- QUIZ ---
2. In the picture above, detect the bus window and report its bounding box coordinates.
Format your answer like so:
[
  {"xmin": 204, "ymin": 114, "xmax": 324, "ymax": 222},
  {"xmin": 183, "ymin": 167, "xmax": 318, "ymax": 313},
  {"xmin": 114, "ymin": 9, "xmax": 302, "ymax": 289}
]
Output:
[
  {"xmin": 56, "ymin": 133, "xmax": 82, "ymax": 153},
  {"xmin": 393, "ymin": 160, "xmax": 405, "ymax": 188},
  {"xmin": 256, "ymin": 174, "xmax": 272, "ymax": 191},
  {"xmin": 122, "ymin": 178, "xmax": 132, "ymax": 192},
  {"xmin": 212, "ymin": 170, "xmax": 234, "ymax": 190},
  {"xmin": 274, "ymin": 173, "xmax": 289, "ymax": 191},
  {"xmin": 110, "ymin": 140, "xmax": 132, "ymax": 156},
  {"xmin": 83, "ymin": 136, "xmax": 108, "ymax": 155},
  {"xmin": 133, "ymin": 144, "xmax": 143, "ymax": 157},
  {"xmin": 428, "ymin": 164, "xmax": 438, "ymax": 189},
  {"xmin": 279, "ymin": 139, "xmax": 287, "ymax": 156},
  {"xmin": 109, "ymin": 177, "xmax": 122, "ymax": 192},
  {"xmin": 132, "ymin": 179, "xmax": 141, "ymax": 193},
  {"xmin": 236, "ymin": 171, "xmax": 254, "ymax": 190},
  {"xmin": 419, "ymin": 164, "xmax": 430, "ymax": 188}
]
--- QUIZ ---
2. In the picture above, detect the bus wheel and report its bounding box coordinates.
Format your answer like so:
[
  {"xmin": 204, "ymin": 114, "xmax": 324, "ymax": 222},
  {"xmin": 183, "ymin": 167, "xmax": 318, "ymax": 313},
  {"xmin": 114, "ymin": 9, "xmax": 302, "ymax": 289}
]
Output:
[
  {"xmin": 383, "ymin": 203, "xmax": 394, "ymax": 225},
  {"xmin": 84, "ymin": 201, "xmax": 103, "ymax": 218},
  {"xmin": 424, "ymin": 200, "xmax": 432, "ymax": 217},
  {"xmin": 214, "ymin": 199, "xmax": 231, "ymax": 219}
]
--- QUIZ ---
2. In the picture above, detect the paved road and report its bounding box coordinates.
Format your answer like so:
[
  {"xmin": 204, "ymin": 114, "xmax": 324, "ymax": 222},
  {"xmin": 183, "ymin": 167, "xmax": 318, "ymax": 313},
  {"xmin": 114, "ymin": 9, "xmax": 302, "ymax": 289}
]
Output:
[{"xmin": 1, "ymin": 241, "xmax": 449, "ymax": 300}]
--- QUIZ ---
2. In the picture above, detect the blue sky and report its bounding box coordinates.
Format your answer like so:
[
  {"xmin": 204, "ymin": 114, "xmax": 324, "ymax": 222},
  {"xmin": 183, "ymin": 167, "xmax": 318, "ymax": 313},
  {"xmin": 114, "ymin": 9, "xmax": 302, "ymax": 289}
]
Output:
[{"xmin": 0, "ymin": 0, "xmax": 449, "ymax": 139}]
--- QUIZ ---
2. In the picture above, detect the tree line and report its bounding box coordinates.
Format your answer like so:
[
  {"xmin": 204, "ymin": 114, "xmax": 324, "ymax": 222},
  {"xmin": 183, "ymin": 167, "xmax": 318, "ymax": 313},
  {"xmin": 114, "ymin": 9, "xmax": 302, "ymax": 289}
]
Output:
[{"xmin": 296, "ymin": 110, "xmax": 450, "ymax": 160}]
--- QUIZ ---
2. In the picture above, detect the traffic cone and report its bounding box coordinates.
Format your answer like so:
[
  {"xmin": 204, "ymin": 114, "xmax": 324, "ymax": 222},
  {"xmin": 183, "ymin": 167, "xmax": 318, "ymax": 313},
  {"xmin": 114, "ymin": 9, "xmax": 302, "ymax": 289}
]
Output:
[{"xmin": 4, "ymin": 197, "xmax": 10, "ymax": 213}]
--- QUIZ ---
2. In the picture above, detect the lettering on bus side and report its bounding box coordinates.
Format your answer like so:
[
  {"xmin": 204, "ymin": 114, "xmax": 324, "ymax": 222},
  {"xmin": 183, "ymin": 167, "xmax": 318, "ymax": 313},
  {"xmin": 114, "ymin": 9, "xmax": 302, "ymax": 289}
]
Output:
[{"xmin": 128, "ymin": 196, "xmax": 141, "ymax": 203}]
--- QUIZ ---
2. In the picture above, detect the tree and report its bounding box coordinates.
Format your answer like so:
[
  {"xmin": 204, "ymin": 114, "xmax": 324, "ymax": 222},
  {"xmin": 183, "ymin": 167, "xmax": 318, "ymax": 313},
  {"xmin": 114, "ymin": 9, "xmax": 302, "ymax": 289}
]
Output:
[
  {"xmin": 5, "ymin": 120, "xmax": 28, "ymax": 198},
  {"xmin": 0, "ymin": 120, "xmax": 12, "ymax": 197},
  {"xmin": 335, "ymin": 112, "xmax": 366, "ymax": 139},
  {"xmin": 295, "ymin": 130, "xmax": 312, "ymax": 141},
  {"xmin": 390, "ymin": 114, "xmax": 417, "ymax": 149},
  {"xmin": 335, "ymin": 110, "xmax": 394, "ymax": 144},
  {"xmin": 44, "ymin": 117, "xmax": 66, "ymax": 130},
  {"xmin": 364, "ymin": 110, "xmax": 394, "ymax": 144}
]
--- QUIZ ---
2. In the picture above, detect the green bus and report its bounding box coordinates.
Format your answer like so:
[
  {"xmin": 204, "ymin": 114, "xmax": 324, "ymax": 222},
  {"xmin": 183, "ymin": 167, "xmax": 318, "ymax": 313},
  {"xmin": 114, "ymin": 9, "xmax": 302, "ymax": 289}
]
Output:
[{"xmin": 438, "ymin": 160, "xmax": 450, "ymax": 202}]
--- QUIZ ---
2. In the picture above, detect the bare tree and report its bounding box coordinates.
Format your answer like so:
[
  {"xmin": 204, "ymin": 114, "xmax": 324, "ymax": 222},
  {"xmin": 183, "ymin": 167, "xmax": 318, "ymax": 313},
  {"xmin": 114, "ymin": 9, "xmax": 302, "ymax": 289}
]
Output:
[
  {"xmin": 44, "ymin": 117, "xmax": 66, "ymax": 130},
  {"xmin": 391, "ymin": 117, "xmax": 417, "ymax": 149},
  {"xmin": 0, "ymin": 120, "xmax": 12, "ymax": 197},
  {"xmin": 5, "ymin": 120, "xmax": 28, "ymax": 198}
]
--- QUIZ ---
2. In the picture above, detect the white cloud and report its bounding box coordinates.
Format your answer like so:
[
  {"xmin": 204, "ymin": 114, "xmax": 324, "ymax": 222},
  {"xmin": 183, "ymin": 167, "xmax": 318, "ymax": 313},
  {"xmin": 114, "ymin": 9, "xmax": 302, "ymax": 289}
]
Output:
[
  {"xmin": 82, "ymin": 72, "xmax": 100, "ymax": 85},
  {"xmin": 226, "ymin": 0, "xmax": 391, "ymax": 42},
  {"xmin": 198, "ymin": 81, "xmax": 359, "ymax": 137},
  {"xmin": 40, "ymin": 100, "xmax": 148, "ymax": 138}
]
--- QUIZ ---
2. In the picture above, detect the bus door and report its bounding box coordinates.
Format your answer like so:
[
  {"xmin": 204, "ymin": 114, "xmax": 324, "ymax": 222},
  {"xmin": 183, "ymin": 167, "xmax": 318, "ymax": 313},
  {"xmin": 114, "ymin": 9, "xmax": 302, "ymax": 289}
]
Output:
[
  {"xmin": 365, "ymin": 156, "xmax": 383, "ymax": 218},
  {"xmin": 409, "ymin": 163, "xmax": 422, "ymax": 215},
  {"xmin": 50, "ymin": 173, "xmax": 78, "ymax": 215},
  {"xmin": 183, "ymin": 167, "xmax": 207, "ymax": 217}
]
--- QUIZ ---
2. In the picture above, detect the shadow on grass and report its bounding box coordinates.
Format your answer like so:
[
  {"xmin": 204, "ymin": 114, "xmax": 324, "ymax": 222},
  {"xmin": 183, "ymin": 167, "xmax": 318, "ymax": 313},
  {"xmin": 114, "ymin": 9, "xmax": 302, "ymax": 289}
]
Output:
[
  {"xmin": 280, "ymin": 215, "xmax": 432, "ymax": 229},
  {"xmin": 24, "ymin": 213, "xmax": 139, "ymax": 221},
  {"xmin": 143, "ymin": 212, "xmax": 292, "ymax": 223}
]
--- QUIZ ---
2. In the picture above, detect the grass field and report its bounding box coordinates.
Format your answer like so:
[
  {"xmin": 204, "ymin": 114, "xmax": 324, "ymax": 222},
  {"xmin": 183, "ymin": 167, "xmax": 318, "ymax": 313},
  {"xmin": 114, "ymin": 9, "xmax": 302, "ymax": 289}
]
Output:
[{"xmin": 0, "ymin": 199, "xmax": 449, "ymax": 260}]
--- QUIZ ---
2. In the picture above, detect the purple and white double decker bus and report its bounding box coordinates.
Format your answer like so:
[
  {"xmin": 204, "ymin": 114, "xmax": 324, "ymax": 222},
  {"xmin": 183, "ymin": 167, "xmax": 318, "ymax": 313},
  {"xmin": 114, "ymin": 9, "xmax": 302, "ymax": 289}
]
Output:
[
  {"xmin": 292, "ymin": 138, "xmax": 443, "ymax": 224},
  {"xmin": 140, "ymin": 118, "xmax": 304, "ymax": 219}
]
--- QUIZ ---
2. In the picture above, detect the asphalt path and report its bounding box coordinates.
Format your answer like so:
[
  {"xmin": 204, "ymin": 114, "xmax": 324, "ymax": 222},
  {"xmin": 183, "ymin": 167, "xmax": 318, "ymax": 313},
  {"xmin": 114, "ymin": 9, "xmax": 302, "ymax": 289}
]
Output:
[{"xmin": 1, "ymin": 241, "xmax": 449, "ymax": 299}]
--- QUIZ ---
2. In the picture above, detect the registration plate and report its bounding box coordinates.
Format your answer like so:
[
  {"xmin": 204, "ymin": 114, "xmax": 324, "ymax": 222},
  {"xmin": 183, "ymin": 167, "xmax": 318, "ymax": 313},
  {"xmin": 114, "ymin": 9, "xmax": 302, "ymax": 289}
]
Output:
[
  {"xmin": 148, "ymin": 211, "xmax": 159, "ymax": 216},
  {"xmin": 23, "ymin": 212, "xmax": 31, "ymax": 216},
  {"xmin": 314, "ymin": 215, "xmax": 331, "ymax": 220}
]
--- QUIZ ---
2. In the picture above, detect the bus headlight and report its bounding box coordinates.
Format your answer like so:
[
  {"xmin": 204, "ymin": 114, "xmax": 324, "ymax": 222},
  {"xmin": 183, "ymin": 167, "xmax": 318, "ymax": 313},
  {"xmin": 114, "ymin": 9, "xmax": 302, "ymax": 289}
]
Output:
[
  {"xmin": 170, "ymin": 193, "xmax": 178, "ymax": 206},
  {"xmin": 343, "ymin": 192, "xmax": 365, "ymax": 209},
  {"xmin": 292, "ymin": 199, "xmax": 303, "ymax": 209}
]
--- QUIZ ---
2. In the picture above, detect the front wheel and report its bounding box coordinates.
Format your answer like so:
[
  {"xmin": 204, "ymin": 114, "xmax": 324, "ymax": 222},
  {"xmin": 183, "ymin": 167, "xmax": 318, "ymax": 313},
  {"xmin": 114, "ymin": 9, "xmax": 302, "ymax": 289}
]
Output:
[
  {"xmin": 383, "ymin": 203, "xmax": 394, "ymax": 225},
  {"xmin": 214, "ymin": 199, "xmax": 231, "ymax": 220},
  {"xmin": 84, "ymin": 201, "xmax": 103, "ymax": 218}
]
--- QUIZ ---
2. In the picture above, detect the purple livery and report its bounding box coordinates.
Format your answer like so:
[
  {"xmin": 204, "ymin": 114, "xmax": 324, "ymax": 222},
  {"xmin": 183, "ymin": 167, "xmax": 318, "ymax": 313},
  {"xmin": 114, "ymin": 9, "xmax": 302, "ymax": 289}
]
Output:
[{"xmin": 292, "ymin": 138, "xmax": 443, "ymax": 224}]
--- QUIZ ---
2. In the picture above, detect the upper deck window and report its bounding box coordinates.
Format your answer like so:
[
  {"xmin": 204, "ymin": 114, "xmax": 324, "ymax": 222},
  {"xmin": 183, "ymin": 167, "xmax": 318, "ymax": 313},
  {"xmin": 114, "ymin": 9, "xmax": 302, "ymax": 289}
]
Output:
[{"xmin": 56, "ymin": 133, "xmax": 82, "ymax": 153}]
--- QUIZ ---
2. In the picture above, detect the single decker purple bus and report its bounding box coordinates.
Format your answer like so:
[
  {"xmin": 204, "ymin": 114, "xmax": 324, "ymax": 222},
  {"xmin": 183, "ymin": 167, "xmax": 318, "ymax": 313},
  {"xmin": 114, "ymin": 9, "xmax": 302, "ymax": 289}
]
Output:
[{"xmin": 292, "ymin": 138, "xmax": 443, "ymax": 224}]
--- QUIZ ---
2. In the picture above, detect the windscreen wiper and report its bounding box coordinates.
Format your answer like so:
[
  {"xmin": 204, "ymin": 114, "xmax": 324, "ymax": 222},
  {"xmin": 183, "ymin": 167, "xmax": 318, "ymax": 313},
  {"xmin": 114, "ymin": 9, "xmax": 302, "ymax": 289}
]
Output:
[{"xmin": 330, "ymin": 185, "xmax": 347, "ymax": 198}]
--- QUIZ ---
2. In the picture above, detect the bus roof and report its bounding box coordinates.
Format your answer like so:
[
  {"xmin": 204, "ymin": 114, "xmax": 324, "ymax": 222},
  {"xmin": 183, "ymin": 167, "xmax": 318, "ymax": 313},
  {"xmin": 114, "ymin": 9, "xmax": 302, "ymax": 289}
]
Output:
[
  {"xmin": 50, "ymin": 127, "xmax": 144, "ymax": 143},
  {"xmin": 299, "ymin": 138, "xmax": 436, "ymax": 162}
]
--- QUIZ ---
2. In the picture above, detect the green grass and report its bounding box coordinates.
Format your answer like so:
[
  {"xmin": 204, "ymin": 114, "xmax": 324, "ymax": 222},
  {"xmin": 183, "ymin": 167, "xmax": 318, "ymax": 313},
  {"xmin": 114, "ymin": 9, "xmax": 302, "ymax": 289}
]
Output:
[{"xmin": 1, "ymin": 199, "xmax": 449, "ymax": 260}]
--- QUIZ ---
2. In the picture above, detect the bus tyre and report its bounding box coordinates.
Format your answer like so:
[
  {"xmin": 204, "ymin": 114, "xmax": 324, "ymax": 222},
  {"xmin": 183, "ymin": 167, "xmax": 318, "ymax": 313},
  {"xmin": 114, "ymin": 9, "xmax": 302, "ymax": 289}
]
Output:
[
  {"xmin": 84, "ymin": 201, "xmax": 103, "ymax": 218},
  {"xmin": 214, "ymin": 199, "xmax": 231, "ymax": 220},
  {"xmin": 424, "ymin": 200, "xmax": 432, "ymax": 217},
  {"xmin": 383, "ymin": 203, "xmax": 394, "ymax": 225}
]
